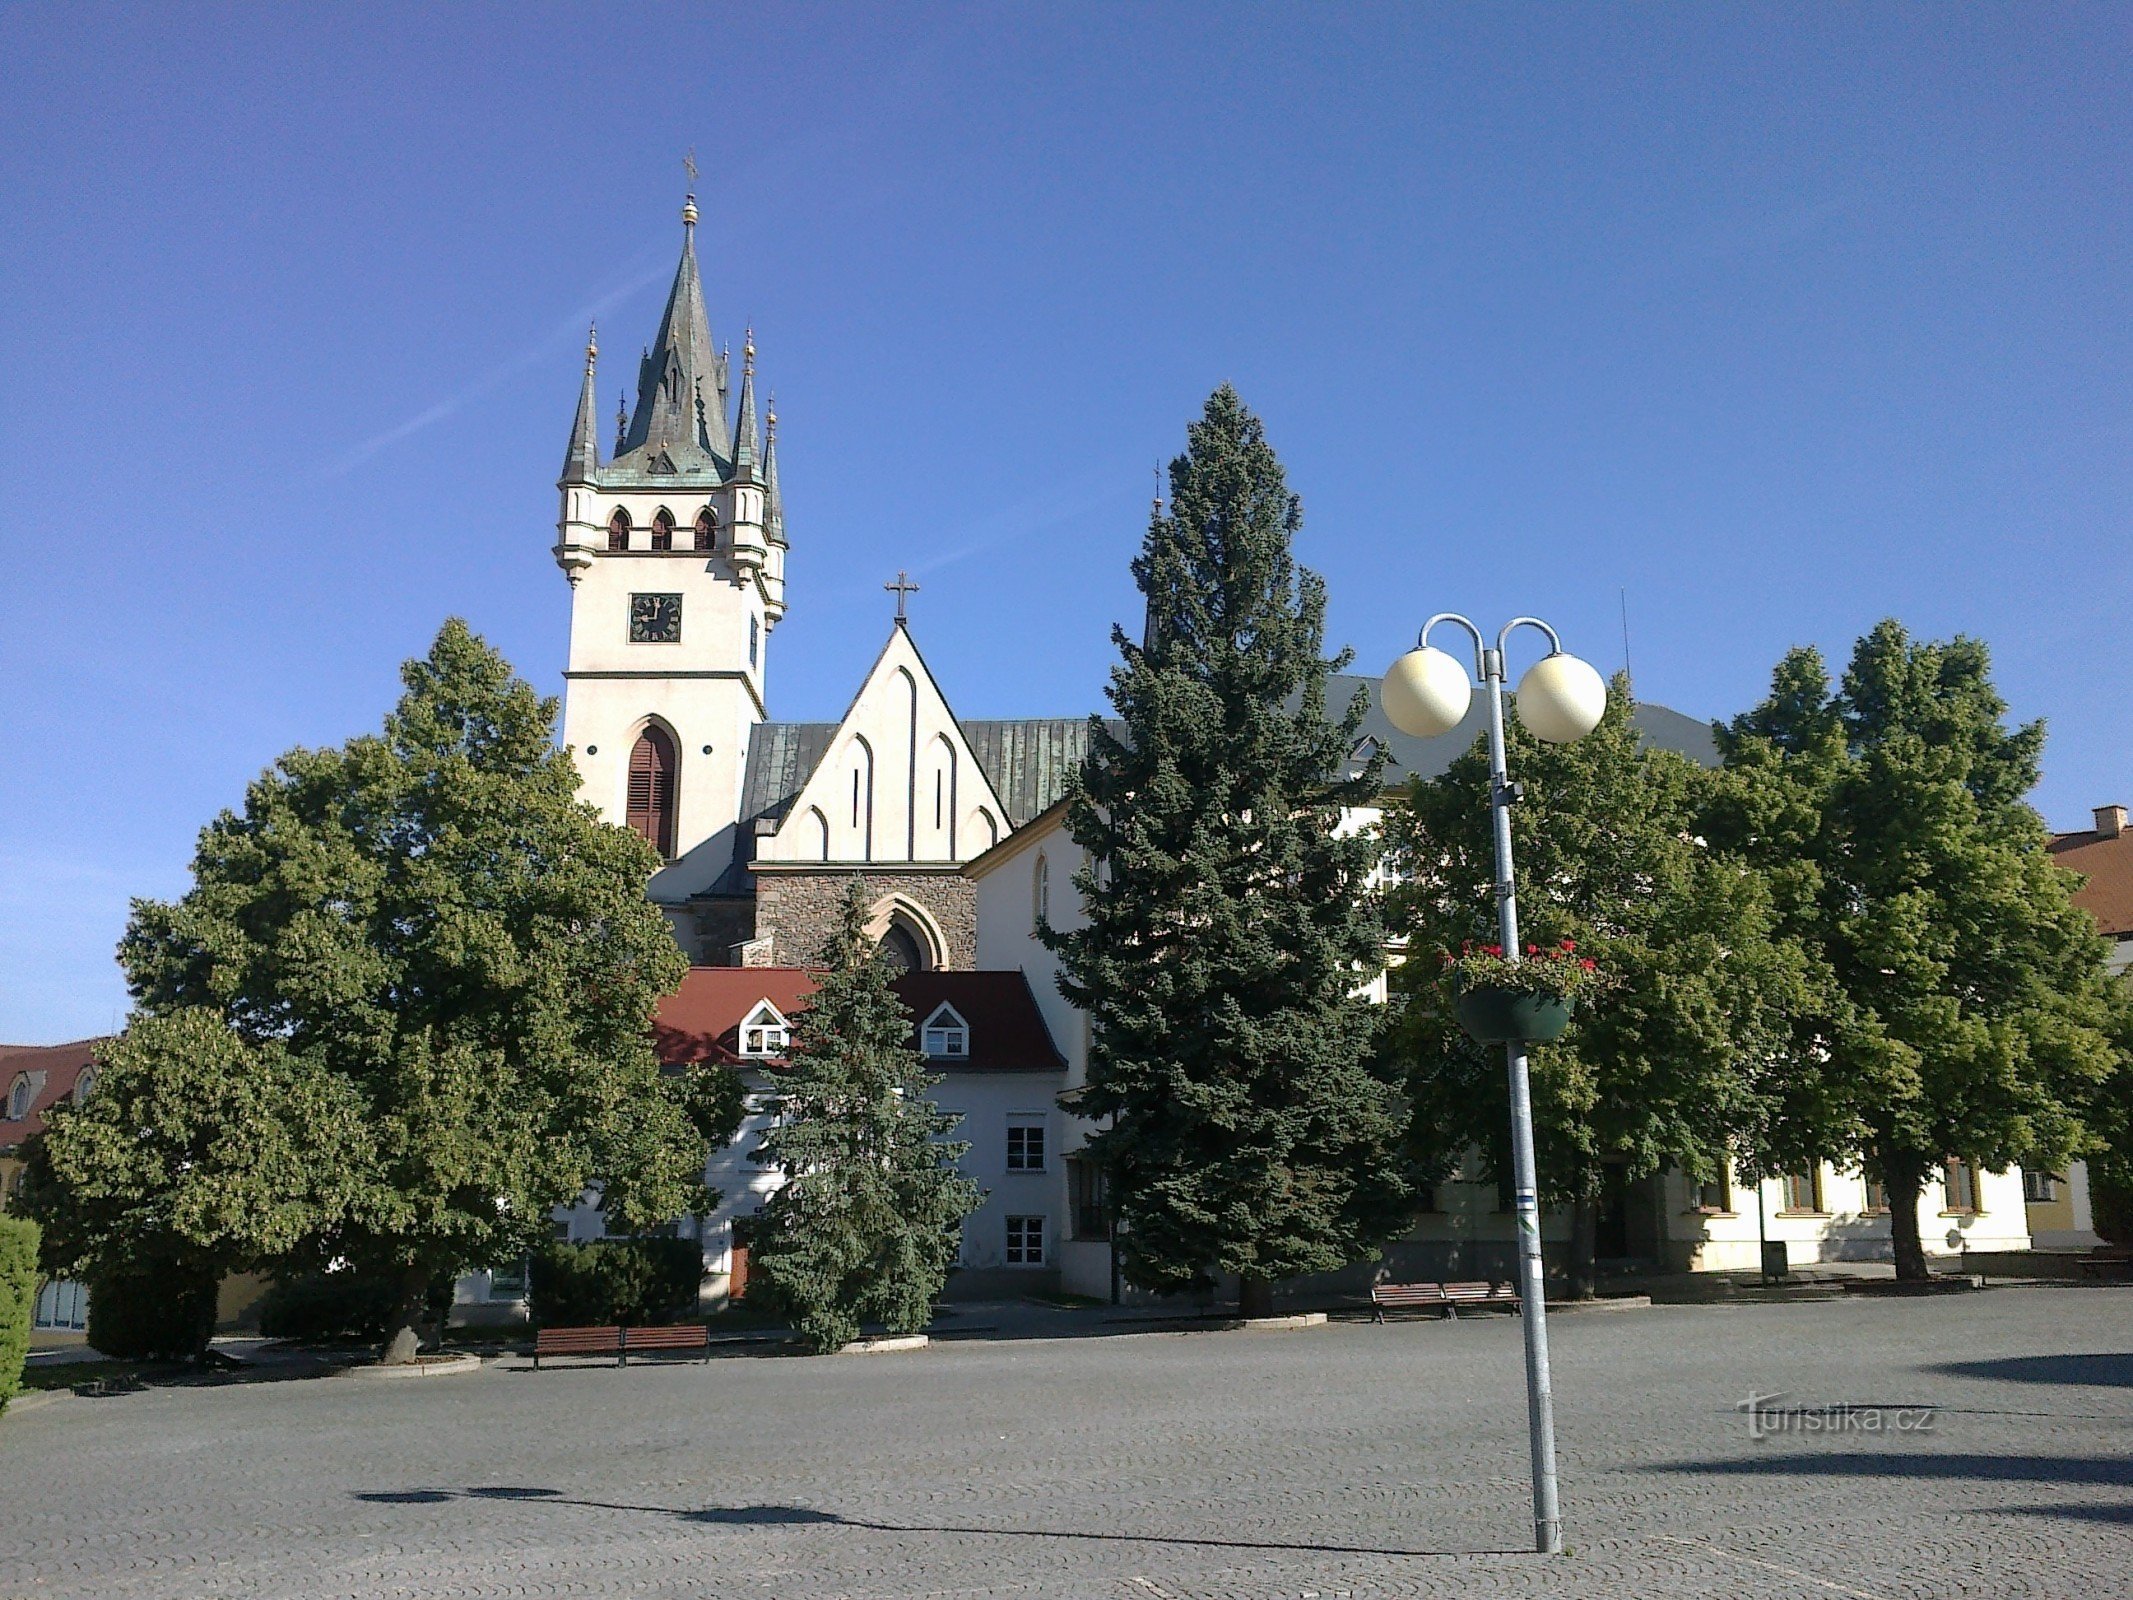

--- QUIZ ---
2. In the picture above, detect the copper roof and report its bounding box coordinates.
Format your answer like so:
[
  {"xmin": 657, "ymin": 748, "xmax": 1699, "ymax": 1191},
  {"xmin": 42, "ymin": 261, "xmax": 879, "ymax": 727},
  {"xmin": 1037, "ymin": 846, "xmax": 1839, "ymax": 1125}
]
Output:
[
  {"xmin": 2050, "ymin": 825, "xmax": 2133, "ymax": 939},
  {"xmin": 0, "ymin": 1038, "xmax": 101, "ymax": 1151},
  {"xmin": 654, "ymin": 968, "xmax": 1065, "ymax": 1073}
]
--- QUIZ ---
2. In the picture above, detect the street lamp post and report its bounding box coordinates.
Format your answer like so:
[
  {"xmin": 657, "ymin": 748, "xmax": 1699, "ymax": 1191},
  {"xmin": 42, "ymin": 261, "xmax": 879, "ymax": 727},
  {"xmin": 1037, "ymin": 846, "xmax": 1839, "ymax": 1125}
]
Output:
[{"xmin": 1381, "ymin": 613, "xmax": 1607, "ymax": 1557}]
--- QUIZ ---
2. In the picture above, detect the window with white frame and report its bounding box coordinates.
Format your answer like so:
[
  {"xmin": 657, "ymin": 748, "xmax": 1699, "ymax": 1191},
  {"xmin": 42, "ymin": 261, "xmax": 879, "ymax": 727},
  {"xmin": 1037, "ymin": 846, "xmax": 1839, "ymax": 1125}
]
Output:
[
  {"xmin": 487, "ymin": 1255, "xmax": 529, "ymax": 1300},
  {"xmin": 739, "ymin": 1001, "xmax": 791, "ymax": 1058},
  {"xmin": 2023, "ymin": 1169, "xmax": 2063, "ymax": 1203},
  {"xmin": 1005, "ymin": 1214, "xmax": 1045, "ymax": 1266},
  {"xmin": 1006, "ymin": 1117, "xmax": 1047, "ymax": 1172},
  {"xmin": 921, "ymin": 1003, "xmax": 969, "ymax": 1059},
  {"xmin": 5, "ymin": 1076, "xmax": 29, "ymax": 1121},
  {"xmin": 34, "ymin": 1278, "xmax": 87, "ymax": 1331}
]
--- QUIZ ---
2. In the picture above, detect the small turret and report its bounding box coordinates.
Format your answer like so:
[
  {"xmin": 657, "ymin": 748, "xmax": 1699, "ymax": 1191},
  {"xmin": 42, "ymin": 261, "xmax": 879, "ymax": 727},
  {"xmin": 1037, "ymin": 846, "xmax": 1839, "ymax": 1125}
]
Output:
[
  {"xmin": 559, "ymin": 324, "xmax": 600, "ymax": 486},
  {"xmin": 731, "ymin": 330, "xmax": 760, "ymax": 479}
]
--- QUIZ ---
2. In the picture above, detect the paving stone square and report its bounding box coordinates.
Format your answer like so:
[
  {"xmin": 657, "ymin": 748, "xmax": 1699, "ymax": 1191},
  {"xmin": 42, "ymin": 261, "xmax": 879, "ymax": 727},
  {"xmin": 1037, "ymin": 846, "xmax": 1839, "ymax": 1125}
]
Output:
[{"xmin": 2, "ymin": 1286, "xmax": 2128, "ymax": 1599}]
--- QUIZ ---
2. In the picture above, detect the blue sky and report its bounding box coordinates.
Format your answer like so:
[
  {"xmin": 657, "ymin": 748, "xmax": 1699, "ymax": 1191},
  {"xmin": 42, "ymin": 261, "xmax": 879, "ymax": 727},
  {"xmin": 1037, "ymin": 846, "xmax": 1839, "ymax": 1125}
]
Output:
[{"xmin": 4, "ymin": 5, "xmax": 2128, "ymax": 1042}]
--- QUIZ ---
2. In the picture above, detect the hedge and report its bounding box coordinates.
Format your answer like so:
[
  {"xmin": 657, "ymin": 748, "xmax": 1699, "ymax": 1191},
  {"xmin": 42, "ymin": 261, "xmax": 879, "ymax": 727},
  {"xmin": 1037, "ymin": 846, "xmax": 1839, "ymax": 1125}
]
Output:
[
  {"xmin": 258, "ymin": 1270, "xmax": 452, "ymax": 1344},
  {"xmin": 528, "ymin": 1238, "xmax": 703, "ymax": 1327},
  {"xmin": 85, "ymin": 1257, "xmax": 219, "ymax": 1362},
  {"xmin": 0, "ymin": 1217, "xmax": 40, "ymax": 1417}
]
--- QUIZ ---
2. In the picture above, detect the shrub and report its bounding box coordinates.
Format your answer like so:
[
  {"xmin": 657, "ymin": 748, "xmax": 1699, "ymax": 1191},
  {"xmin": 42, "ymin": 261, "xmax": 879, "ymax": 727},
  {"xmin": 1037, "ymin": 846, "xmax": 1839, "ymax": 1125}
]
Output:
[
  {"xmin": 0, "ymin": 1217, "xmax": 38, "ymax": 1417},
  {"xmin": 258, "ymin": 1270, "xmax": 453, "ymax": 1344},
  {"xmin": 85, "ymin": 1256, "xmax": 219, "ymax": 1362},
  {"xmin": 528, "ymin": 1238, "xmax": 703, "ymax": 1327}
]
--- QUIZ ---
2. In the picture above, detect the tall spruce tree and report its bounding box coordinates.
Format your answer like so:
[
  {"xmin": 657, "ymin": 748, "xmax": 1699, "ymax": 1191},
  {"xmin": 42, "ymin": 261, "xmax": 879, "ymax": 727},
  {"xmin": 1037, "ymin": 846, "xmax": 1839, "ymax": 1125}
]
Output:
[
  {"xmin": 1712, "ymin": 622, "xmax": 2122, "ymax": 1278},
  {"xmin": 750, "ymin": 883, "xmax": 983, "ymax": 1353},
  {"xmin": 1042, "ymin": 385, "xmax": 1410, "ymax": 1317},
  {"xmin": 1380, "ymin": 679, "xmax": 1840, "ymax": 1294},
  {"xmin": 26, "ymin": 621, "xmax": 733, "ymax": 1361}
]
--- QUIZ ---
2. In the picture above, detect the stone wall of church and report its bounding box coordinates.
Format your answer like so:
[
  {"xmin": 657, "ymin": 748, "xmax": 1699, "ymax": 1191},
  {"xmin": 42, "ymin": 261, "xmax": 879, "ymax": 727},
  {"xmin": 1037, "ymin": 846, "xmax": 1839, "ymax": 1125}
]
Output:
[{"xmin": 753, "ymin": 868, "xmax": 977, "ymax": 970}]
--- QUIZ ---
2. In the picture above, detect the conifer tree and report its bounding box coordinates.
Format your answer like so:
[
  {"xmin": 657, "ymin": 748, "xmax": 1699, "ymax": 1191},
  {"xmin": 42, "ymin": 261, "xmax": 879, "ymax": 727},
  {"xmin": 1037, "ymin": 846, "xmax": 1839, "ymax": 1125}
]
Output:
[
  {"xmin": 27, "ymin": 621, "xmax": 731, "ymax": 1361},
  {"xmin": 1381, "ymin": 680, "xmax": 1840, "ymax": 1294},
  {"xmin": 1713, "ymin": 622, "xmax": 2122, "ymax": 1278},
  {"xmin": 750, "ymin": 883, "xmax": 982, "ymax": 1353},
  {"xmin": 1042, "ymin": 386, "xmax": 1410, "ymax": 1317}
]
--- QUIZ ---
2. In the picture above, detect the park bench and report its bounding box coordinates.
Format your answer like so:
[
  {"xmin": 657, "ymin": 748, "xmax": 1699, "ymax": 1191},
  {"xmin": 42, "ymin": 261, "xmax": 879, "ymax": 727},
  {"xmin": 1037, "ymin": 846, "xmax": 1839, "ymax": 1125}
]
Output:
[
  {"xmin": 1371, "ymin": 1280, "xmax": 1520, "ymax": 1322},
  {"xmin": 532, "ymin": 1323, "xmax": 711, "ymax": 1368}
]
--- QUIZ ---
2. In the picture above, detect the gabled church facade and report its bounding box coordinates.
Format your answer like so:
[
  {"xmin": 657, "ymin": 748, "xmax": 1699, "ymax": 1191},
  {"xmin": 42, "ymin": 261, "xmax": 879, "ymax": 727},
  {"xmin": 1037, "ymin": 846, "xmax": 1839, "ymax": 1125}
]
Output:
[{"xmin": 555, "ymin": 196, "xmax": 1090, "ymax": 971}]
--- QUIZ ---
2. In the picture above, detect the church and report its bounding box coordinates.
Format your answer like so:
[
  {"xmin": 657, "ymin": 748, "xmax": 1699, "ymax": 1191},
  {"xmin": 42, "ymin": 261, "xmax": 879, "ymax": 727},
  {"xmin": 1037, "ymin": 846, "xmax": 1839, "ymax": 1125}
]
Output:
[
  {"xmin": 513, "ymin": 194, "xmax": 2045, "ymax": 1309},
  {"xmin": 553, "ymin": 191, "xmax": 1090, "ymax": 975}
]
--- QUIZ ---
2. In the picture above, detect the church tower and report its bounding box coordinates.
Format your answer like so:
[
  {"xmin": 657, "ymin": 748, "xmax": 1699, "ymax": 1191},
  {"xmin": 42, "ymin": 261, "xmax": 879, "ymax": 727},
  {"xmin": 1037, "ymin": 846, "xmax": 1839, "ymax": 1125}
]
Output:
[{"xmin": 554, "ymin": 192, "xmax": 788, "ymax": 917}]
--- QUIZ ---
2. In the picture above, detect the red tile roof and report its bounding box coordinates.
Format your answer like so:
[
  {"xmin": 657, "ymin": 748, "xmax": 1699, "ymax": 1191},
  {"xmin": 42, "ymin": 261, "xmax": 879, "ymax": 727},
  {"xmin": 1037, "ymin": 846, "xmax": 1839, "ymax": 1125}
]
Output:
[
  {"xmin": 653, "ymin": 968, "xmax": 1064, "ymax": 1072},
  {"xmin": 2050, "ymin": 827, "xmax": 2133, "ymax": 939},
  {"xmin": 0, "ymin": 1039, "xmax": 102, "ymax": 1150}
]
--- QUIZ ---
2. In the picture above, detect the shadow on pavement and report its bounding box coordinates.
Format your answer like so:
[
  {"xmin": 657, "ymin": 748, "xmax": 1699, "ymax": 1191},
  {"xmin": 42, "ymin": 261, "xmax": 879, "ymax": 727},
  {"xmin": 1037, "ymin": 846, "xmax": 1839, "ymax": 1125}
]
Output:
[
  {"xmin": 1924, "ymin": 1353, "xmax": 2133, "ymax": 1389},
  {"xmin": 348, "ymin": 1487, "xmax": 1527, "ymax": 1559}
]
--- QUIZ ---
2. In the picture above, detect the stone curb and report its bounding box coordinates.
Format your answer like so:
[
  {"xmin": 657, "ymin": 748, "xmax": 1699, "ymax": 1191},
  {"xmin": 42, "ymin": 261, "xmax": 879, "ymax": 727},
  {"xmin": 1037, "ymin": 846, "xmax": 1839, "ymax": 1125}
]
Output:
[
  {"xmin": 336, "ymin": 1352, "xmax": 486, "ymax": 1380},
  {"xmin": 1228, "ymin": 1311, "xmax": 1329, "ymax": 1330},
  {"xmin": 836, "ymin": 1334, "xmax": 929, "ymax": 1355}
]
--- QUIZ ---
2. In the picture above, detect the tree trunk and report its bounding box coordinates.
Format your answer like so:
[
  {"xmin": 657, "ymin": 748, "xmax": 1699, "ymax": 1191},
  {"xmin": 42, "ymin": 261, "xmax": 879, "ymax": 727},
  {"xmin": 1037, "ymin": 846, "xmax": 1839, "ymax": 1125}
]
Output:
[
  {"xmin": 1567, "ymin": 1198, "xmax": 1598, "ymax": 1301},
  {"xmin": 1887, "ymin": 1164, "xmax": 1929, "ymax": 1283},
  {"xmin": 379, "ymin": 1263, "xmax": 434, "ymax": 1365},
  {"xmin": 1238, "ymin": 1273, "xmax": 1276, "ymax": 1320}
]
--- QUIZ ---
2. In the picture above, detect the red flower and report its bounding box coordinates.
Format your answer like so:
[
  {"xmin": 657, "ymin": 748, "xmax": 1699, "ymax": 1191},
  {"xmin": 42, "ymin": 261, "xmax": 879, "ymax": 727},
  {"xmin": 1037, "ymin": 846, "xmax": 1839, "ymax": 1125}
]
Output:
[
  {"xmin": 1560, "ymin": 938, "xmax": 1577, "ymax": 953},
  {"xmin": 1484, "ymin": 944, "xmax": 1502, "ymax": 957},
  {"xmin": 1581, "ymin": 958, "xmax": 1596, "ymax": 971}
]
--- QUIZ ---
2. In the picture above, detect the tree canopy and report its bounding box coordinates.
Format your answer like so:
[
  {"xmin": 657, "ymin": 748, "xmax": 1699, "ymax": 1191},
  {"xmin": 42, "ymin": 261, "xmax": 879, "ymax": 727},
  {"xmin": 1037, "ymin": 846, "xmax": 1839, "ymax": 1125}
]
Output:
[
  {"xmin": 27, "ymin": 621, "xmax": 733, "ymax": 1357},
  {"xmin": 1042, "ymin": 385, "xmax": 1413, "ymax": 1315}
]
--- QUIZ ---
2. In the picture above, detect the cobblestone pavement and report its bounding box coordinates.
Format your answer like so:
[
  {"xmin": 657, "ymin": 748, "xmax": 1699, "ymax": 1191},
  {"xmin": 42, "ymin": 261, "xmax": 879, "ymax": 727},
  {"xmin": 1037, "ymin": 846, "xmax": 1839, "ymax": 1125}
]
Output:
[{"xmin": 2, "ymin": 1287, "xmax": 2128, "ymax": 1599}]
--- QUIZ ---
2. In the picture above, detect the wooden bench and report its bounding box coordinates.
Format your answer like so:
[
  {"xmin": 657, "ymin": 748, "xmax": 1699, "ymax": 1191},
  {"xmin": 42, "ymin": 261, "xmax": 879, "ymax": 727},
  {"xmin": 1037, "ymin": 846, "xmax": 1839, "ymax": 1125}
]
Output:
[
  {"xmin": 1371, "ymin": 1281, "xmax": 1520, "ymax": 1321},
  {"xmin": 532, "ymin": 1323, "xmax": 711, "ymax": 1368}
]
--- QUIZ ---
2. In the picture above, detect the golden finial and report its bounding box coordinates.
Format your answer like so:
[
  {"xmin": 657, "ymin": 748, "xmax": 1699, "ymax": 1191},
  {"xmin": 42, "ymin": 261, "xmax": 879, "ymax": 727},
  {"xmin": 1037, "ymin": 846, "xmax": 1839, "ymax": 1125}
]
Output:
[
  {"xmin": 767, "ymin": 391, "xmax": 777, "ymax": 433},
  {"xmin": 743, "ymin": 326, "xmax": 756, "ymax": 369},
  {"xmin": 682, "ymin": 149, "xmax": 700, "ymax": 228},
  {"xmin": 585, "ymin": 321, "xmax": 598, "ymax": 371}
]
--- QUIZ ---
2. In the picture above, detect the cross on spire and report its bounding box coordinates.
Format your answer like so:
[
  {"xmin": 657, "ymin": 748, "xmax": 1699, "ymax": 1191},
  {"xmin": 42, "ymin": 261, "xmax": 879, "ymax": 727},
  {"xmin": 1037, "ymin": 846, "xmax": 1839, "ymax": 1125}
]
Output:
[{"xmin": 885, "ymin": 570, "xmax": 920, "ymax": 623}]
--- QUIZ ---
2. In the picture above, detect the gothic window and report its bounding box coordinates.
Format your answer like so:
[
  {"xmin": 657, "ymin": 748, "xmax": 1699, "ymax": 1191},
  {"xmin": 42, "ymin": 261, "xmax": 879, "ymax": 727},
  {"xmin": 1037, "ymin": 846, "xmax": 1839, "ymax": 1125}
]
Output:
[
  {"xmin": 877, "ymin": 921, "xmax": 924, "ymax": 972},
  {"xmin": 608, "ymin": 509, "xmax": 631, "ymax": 552},
  {"xmin": 651, "ymin": 509, "xmax": 675, "ymax": 552},
  {"xmin": 695, "ymin": 509, "xmax": 716, "ymax": 551},
  {"xmin": 626, "ymin": 725, "xmax": 680, "ymax": 859},
  {"xmin": 750, "ymin": 615, "xmax": 760, "ymax": 669},
  {"xmin": 5, "ymin": 1075, "xmax": 29, "ymax": 1120},
  {"xmin": 1034, "ymin": 855, "xmax": 1050, "ymax": 925}
]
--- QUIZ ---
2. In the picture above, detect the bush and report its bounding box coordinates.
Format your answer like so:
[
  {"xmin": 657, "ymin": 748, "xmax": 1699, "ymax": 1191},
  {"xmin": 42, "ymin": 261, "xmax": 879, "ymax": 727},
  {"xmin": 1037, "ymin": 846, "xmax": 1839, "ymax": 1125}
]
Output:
[
  {"xmin": 258, "ymin": 1270, "xmax": 452, "ymax": 1344},
  {"xmin": 528, "ymin": 1238, "xmax": 703, "ymax": 1327},
  {"xmin": 86, "ymin": 1257, "xmax": 218, "ymax": 1362},
  {"xmin": 0, "ymin": 1217, "xmax": 38, "ymax": 1417}
]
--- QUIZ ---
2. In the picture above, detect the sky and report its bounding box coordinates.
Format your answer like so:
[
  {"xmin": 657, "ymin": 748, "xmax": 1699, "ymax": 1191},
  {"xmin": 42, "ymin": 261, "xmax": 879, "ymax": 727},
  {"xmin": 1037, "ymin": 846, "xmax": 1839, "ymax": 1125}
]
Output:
[{"xmin": 3, "ymin": 5, "xmax": 2129, "ymax": 1043}]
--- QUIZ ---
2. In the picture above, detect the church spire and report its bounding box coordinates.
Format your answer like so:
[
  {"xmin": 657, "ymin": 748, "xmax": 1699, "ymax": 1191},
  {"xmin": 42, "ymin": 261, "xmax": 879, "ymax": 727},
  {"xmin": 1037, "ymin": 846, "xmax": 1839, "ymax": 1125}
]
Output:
[
  {"xmin": 559, "ymin": 324, "xmax": 600, "ymax": 484},
  {"xmin": 620, "ymin": 191, "xmax": 731, "ymax": 462},
  {"xmin": 764, "ymin": 393, "xmax": 785, "ymax": 545},
  {"xmin": 731, "ymin": 329, "xmax": 761, "ymax": 478}
]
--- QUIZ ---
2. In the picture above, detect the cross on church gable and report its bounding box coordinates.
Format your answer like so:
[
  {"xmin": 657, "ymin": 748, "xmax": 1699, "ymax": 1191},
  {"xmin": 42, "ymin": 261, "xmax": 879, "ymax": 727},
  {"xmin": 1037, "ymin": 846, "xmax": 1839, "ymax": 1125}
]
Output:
[{"xmin": 885, "ymin": 570, "xmax": 919, "ymax": 623}]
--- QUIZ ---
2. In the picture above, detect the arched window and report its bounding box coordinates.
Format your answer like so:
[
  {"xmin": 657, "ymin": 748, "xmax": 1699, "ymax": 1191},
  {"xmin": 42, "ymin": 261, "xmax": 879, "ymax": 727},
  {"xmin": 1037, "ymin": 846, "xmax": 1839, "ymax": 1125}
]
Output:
[
  {"xmin": 694, "ymin": 509, "xmax": 717, "ymax": 552},
  {"xmin": 651, "ymin": 509, "xmax": 675, "ymax": 552},
  {"xmin": 1034, "ymin": 854, "xmax": 1050, "ymax": 925},
  {"xmin": 6, "ymin": 1075, "xmax": 30, "ymax": 1120},
  {"xmin": 626, "ymin": 724, "xmax": 680, "ymax": 859},
  {"xmin": 607, "ymin": 509, "xmax": 632, "ymax": 552},
  {"xmin": 877, "ymin": 921, "xmax": 925, "ymax": 972}
]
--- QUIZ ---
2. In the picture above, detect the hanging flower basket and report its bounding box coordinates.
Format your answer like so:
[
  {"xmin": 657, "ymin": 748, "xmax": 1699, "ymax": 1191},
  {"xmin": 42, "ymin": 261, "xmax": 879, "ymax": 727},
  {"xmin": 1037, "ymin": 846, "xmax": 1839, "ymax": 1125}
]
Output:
[
  {"xmin": 1441, "ymin": 938, "xmax": 1602, "ymax": 1045},
  {"xmin": 1454, "ymin": 985, "xmax": 1573, "ymax": 1045}
]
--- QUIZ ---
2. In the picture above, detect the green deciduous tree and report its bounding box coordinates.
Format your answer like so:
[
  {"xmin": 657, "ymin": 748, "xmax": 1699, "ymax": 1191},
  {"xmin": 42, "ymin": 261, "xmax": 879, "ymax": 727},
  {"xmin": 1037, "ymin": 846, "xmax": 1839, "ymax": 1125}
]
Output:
[
  {"xmin": 1382, "ymin": 679, "xmax": 1836, "ymax": 1294},
  {"xmin": 1042, "ymin": 386, "xmax": 1411, "ymax": 1317},
  {"xmin": 1712, "ymin": 621, "xmax": 2121, "ymax": 1279},
  {"xmin": 750, "ymin": 883, "xmax": 983, "ymax": 1353},
  {"xmin": 26, "ymin": 621, "xmax": 735, "ymax": 1359}
]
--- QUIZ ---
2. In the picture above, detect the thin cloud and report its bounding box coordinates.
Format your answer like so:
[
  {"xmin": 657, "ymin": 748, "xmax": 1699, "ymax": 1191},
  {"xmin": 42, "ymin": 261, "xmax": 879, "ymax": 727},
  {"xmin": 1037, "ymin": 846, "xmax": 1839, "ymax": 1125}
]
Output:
[{"xmin": 324, "ymin": 253, "xmax": 674, "ymax": 477}]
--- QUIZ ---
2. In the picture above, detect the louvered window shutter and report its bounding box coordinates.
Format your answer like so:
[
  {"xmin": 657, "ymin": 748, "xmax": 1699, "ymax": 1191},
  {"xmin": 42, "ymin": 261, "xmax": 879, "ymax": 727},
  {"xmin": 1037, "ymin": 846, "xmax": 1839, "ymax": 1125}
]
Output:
[{"xmin": 626, "ymin": 728, "xmax": 678, "ymax": 858}]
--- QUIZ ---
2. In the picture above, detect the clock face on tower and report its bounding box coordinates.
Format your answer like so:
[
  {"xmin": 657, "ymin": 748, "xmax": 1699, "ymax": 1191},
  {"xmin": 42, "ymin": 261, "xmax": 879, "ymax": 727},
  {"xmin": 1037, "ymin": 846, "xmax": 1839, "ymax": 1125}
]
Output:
[{"xmin": 629, "ymin": 593, "xmax": 683, "ymax": 644}]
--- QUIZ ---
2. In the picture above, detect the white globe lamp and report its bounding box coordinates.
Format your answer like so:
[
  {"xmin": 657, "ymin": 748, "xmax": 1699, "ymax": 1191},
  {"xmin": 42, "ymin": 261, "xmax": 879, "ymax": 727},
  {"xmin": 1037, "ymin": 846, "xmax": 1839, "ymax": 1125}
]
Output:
[
  {"xmin": 1516, "ymin": 652, "xmax": 1607, "ymax": 743},
  {"xmin": 1380, "ymin": 645, "xmax": 1474, "ymax": 739}
]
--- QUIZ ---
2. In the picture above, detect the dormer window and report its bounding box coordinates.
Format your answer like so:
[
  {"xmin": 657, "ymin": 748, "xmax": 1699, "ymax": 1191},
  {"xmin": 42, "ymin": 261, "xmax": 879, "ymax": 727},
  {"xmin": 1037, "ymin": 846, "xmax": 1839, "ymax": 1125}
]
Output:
[
  {"xmin": 6, "ymin": 1076, "xmax": 30, "ymax": 1120},
  {"xmin": 921, "ymin": 1003, "xmax": 969, "ymax": 1059},
  {"xmin": 651, "ymin": 509, "xmax": 675, "ymax": 552},
  {"xmin": 695, "ymin": 509, "xmax": 717, "ymax": 552},
  {"xmin": 73, "ymin": 1067, "xmax": 97, "ymax": 1105},
  {"xmin": 738, "ymin": 1001, "xmax": 791, "ymax": 1059},
  {"xmin": 608, "ymin": 509, "xmax": 632, "ymax": 552}
]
